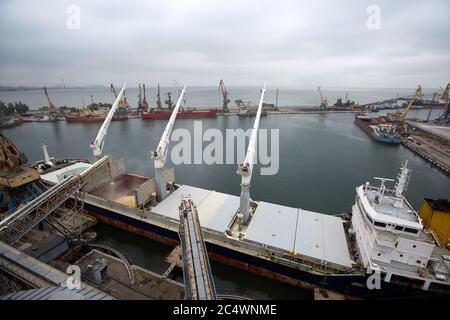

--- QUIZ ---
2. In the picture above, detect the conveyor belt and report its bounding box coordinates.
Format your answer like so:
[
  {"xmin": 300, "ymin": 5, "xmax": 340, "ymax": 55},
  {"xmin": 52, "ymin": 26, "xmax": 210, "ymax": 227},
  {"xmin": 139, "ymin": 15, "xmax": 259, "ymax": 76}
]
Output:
[{"xmin": 178, "ymin": 196, "xmax": 216, "ymax": 300}]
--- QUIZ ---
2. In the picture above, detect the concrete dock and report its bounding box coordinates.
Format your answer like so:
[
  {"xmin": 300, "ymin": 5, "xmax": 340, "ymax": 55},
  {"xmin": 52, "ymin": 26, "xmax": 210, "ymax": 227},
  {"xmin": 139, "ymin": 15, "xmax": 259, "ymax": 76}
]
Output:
[{"xmin": 402, "ymin": 121, "xmax": 450, "ymax": 175}]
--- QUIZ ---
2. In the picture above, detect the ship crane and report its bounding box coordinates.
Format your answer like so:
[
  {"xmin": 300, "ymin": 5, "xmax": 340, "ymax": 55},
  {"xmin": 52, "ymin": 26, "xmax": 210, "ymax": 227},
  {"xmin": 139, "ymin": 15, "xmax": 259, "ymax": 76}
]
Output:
[
  {"xmin": 219, "ymin": 79, "xmax": 230, "ymax": 113},
  {"xmin": 318, "ymin": 86, "xmax": 328, "ymax": 111},
  {"xmin": 237, "ymin": 84, "xmax": 266, "ymax": 224},
  {"xmin": 401, "ymin": 85, "xmax": 422, "ymax": 121},
  {"xmin": 89, "ymin": 83, "xmax": 126, "ymax": 158},
  {"xmin": 153, "ymin": 86, "xmax": 186, "ymax": 201}
]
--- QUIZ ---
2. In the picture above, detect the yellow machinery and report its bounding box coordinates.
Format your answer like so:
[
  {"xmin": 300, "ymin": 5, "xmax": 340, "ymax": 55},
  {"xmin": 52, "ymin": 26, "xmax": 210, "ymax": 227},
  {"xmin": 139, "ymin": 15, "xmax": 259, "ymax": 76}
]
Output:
[
  {"xmin": 43, "ymin": 86, "xmax": 56, "ymax": 112},
  {"xmin": 0, "ymin": 133, "xmax": 40, "ymax": 189},
  {"xmin": 400, "ymin": 85, "xmax": 422, "ymax": 121},
  {"xmin": 419, "ymin": 198, "xmax": 450, "ymax": 246}
]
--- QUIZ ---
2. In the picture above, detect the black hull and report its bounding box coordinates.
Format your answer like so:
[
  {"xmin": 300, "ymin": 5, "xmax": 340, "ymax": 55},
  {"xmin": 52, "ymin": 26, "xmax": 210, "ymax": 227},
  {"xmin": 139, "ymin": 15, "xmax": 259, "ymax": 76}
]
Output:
[{"xmin": 84, "ymin": 202, "xmax": 447, "ymax": 299}]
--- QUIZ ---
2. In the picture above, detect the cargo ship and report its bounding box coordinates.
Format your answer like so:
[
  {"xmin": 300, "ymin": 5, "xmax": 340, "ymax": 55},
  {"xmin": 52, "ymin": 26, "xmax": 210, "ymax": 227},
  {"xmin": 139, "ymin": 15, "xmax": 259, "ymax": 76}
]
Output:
[
  {"xmin": 355, "ymin": 113, "xmax": 401, "ymax": 144},
  {"xmin": 35, "ymin": 152, "xmax": 449, "ymax": 299},
  {"xmin": 65, "ymin": 113, "xmax": 128, "ymax": 123},
  {"xmin": 142, "ymin": 107, "xmax": 218, "ymax": 120}
]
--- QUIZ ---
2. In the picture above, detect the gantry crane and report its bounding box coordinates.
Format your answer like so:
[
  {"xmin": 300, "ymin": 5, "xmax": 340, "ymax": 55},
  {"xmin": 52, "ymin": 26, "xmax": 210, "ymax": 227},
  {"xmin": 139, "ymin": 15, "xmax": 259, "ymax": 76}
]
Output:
[
  {"xmin": 401, "ymin": 85, "xmax": 422, "ymax": 121},
  {"xmin": 318, "ymin": 86, "xmax": 328, "ymax": 111},
  {"xmin": 90, "ymin": 83, "xmax": 126, "ymax": 158},
  {"xmin": 236, "ymin": 84, "xmax": 266, "ymax": 224},
  {"xmin": 219, "ymin": 79, "xmax": 230, "ymax": 113},
  {"xmin": 153, "ymin": 86, "xmax": 186, "ymax": 201}
]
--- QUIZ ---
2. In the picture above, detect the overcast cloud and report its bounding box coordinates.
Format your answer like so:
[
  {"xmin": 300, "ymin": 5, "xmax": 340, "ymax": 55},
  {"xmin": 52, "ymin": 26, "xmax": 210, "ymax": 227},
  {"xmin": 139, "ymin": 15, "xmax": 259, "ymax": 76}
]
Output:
[{"xmin": 0, "ymin": 0, "xmax": 448, "ymax": 88}]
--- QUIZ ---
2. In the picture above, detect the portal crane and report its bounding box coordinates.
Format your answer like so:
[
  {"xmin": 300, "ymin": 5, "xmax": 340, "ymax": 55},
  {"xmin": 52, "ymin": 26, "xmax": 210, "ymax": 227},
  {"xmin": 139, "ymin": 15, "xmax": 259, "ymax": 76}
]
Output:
[
  {"xmin": 43, "ymin": 86, "xmax": 56, "ymax": 115},
  {"xmin": 137, "ymin": 84, "xmax": 143, "ymax": 108},
  {"xmin": 318, "ymin": 86, "xmax": 328, "ymax": 110},
  {"xmin": 165, "ymin": 91, "xmax": 173, "ymax": 109},
  {"xmin": 156, "ymin": 84, "xmax": 162, "ymax": 109},
  {"xmin": 219, "ymin": 79, "xmax": 230, "ymax": 113},
  {"xmin": 111, "ymin": 83, "xmax": 127, "ymax": 109},
  {"xmin": 90, "ymin": 83, "xmax": 126, "ymax": 158},
  {"xmin": 142, "ymin": 84, "xmax": 149, "ymax": 108},
  {"xmin": 401, "ymin": 85, "xmax": 422, "ymax": 121},
  {"xmin": 236, "ymin": 84, "xmax": 266, "ymax": 224},
  {"xmin": 153, "ymin": 86, "xmax": 186, "ymax": 201}
]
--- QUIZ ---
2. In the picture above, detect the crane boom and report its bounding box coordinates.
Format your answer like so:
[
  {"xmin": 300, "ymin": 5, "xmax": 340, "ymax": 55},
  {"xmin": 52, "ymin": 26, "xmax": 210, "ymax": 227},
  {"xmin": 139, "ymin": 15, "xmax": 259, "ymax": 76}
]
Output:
[
  {"xmin": 110, "ymin": 84, "xmax": 118, "ymax": 98},
  {"xmin": 89, "ymin": 83, "xmax": 126, "ymax": 157},
  {"xmin": 153, "ymin": 86, "xmax": 186, "ymax": 201},
  {"xmin": 401, "ymin": 85, "xmax": 422, "ymax": 120},
  {"xmin": 43, "ymin": 86, "xmax": 56, "ymax": 111},
  {"xmin": 237, "ymin": 84, "xmax": 266, "ymax": 224}
]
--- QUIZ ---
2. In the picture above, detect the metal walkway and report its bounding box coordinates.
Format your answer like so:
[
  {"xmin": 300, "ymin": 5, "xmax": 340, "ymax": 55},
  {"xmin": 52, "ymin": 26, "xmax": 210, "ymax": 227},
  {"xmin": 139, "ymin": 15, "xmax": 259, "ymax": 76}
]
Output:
[
  {"xmin": 0, "ymin": 157, "xmax": 110, "ymax": 244},
  {"xmin": 178, "ymin": 196, "xmax": 216, "ymax": 300}
]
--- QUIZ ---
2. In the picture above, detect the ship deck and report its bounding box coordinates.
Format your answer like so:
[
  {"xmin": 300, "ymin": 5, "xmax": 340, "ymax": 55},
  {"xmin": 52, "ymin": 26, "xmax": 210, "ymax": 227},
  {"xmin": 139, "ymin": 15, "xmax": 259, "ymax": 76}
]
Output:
[{"xmin": 152, "ymin": 184, "xmax": 353, "ymax": 269}]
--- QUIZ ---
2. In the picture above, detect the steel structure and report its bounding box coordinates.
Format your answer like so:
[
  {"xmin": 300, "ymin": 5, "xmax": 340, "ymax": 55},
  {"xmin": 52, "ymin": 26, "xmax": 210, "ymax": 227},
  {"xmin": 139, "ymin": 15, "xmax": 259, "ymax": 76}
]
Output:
[
  {"xmin": 219, "ymin": 79, "xmax": 230, "ymax": 112},
  {"xmin": 90, "ymin": 84, "xmax": 126, "ymax": 158},
  {"xmin": 178, "ymin": 196, "xmax": 216, "ymax": 300},
  {"xmin": 0, "ymin": 156, "xmax": 110, "ymax": 244},
  {"xmin": 237, "ymin": 84, "xmax": 266, "ymax": 224},
  {"xmin": 152, "ymin": 86, "xmax": 186, "ymax": 201}
]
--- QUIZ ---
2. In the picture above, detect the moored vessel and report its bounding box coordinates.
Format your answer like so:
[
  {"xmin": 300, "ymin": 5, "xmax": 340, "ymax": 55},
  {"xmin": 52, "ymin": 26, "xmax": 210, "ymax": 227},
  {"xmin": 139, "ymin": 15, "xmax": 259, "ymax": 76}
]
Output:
[{"xmin": 355, "ymin": 113, "xmax": 401, "ymax": 144}]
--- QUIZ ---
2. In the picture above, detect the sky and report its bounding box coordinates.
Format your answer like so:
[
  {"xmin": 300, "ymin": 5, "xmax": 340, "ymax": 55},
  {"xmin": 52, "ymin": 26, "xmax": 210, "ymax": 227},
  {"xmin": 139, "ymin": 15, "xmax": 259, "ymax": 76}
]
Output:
[{"xmin": 0, "ymin": 0, "xmax": 449, "ymax": 88}]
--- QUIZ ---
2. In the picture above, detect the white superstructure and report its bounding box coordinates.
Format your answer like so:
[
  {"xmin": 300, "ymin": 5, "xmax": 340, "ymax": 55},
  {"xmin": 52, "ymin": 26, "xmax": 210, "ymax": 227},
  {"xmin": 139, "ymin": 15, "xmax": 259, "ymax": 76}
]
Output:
[{"xmin": 351, "ymin": 161, "xmax": 450, "ymax": 290}]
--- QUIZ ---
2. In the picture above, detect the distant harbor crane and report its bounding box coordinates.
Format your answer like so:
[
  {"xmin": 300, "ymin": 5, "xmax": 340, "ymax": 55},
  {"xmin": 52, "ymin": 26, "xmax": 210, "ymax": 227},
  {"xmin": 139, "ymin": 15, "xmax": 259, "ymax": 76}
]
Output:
[
  {"xmin": 156, "ymin": 84, "xmax": 162, "ymax": 109},
  {"xmin": 318, "ymin": 86, "xmax": 328, "ymax": 110},
  {"xmin": 90, "ymin": 83, "xmax": 126, "ymax": 158},
  {"xmin": 43, "ymin": 86, "xmax": 56, "ymax": 113},
  {"xmin": 401, "ymin": 85, "xmax": 422, "ymax": 121},
  {"xmin": 219, "ymin": 79, "xmax": 230, "ymax": 113},
  {"xmin": 142, "ymin": 84, "xmax": 149, "ymax": 108}
]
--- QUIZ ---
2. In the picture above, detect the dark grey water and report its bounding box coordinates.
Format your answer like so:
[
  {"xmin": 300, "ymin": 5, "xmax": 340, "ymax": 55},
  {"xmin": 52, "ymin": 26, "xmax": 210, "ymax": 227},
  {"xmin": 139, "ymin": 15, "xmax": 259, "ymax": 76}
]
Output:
[{"xmin": 1, "ymin": 101, "xmax": 448, "ymax": 299}]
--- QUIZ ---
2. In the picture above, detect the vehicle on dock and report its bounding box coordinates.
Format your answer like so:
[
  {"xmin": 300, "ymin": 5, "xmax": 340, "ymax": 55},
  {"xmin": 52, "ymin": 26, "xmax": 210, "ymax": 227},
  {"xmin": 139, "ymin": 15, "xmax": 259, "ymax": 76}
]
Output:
[{"xmin": 355, "ymin": 114, "xmax": 401, "ymax": 144}]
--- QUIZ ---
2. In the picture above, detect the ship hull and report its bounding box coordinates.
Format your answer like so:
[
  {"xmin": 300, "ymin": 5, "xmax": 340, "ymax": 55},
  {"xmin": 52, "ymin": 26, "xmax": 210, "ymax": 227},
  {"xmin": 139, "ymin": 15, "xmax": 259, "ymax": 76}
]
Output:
[
  {"xmin": 355, "ymin": 114, "xmax": 401, "ymax": 144},
  {"xmin": 65, "ymin": 115, "xmax": 128, "ymax": 123},
  {"xmin": 142, "ymin": 108, "xmax": 219, "ymax": 119},
  {"xmin": 83, "ymin": 202, "xmax": 446, "ymax": 299}
]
